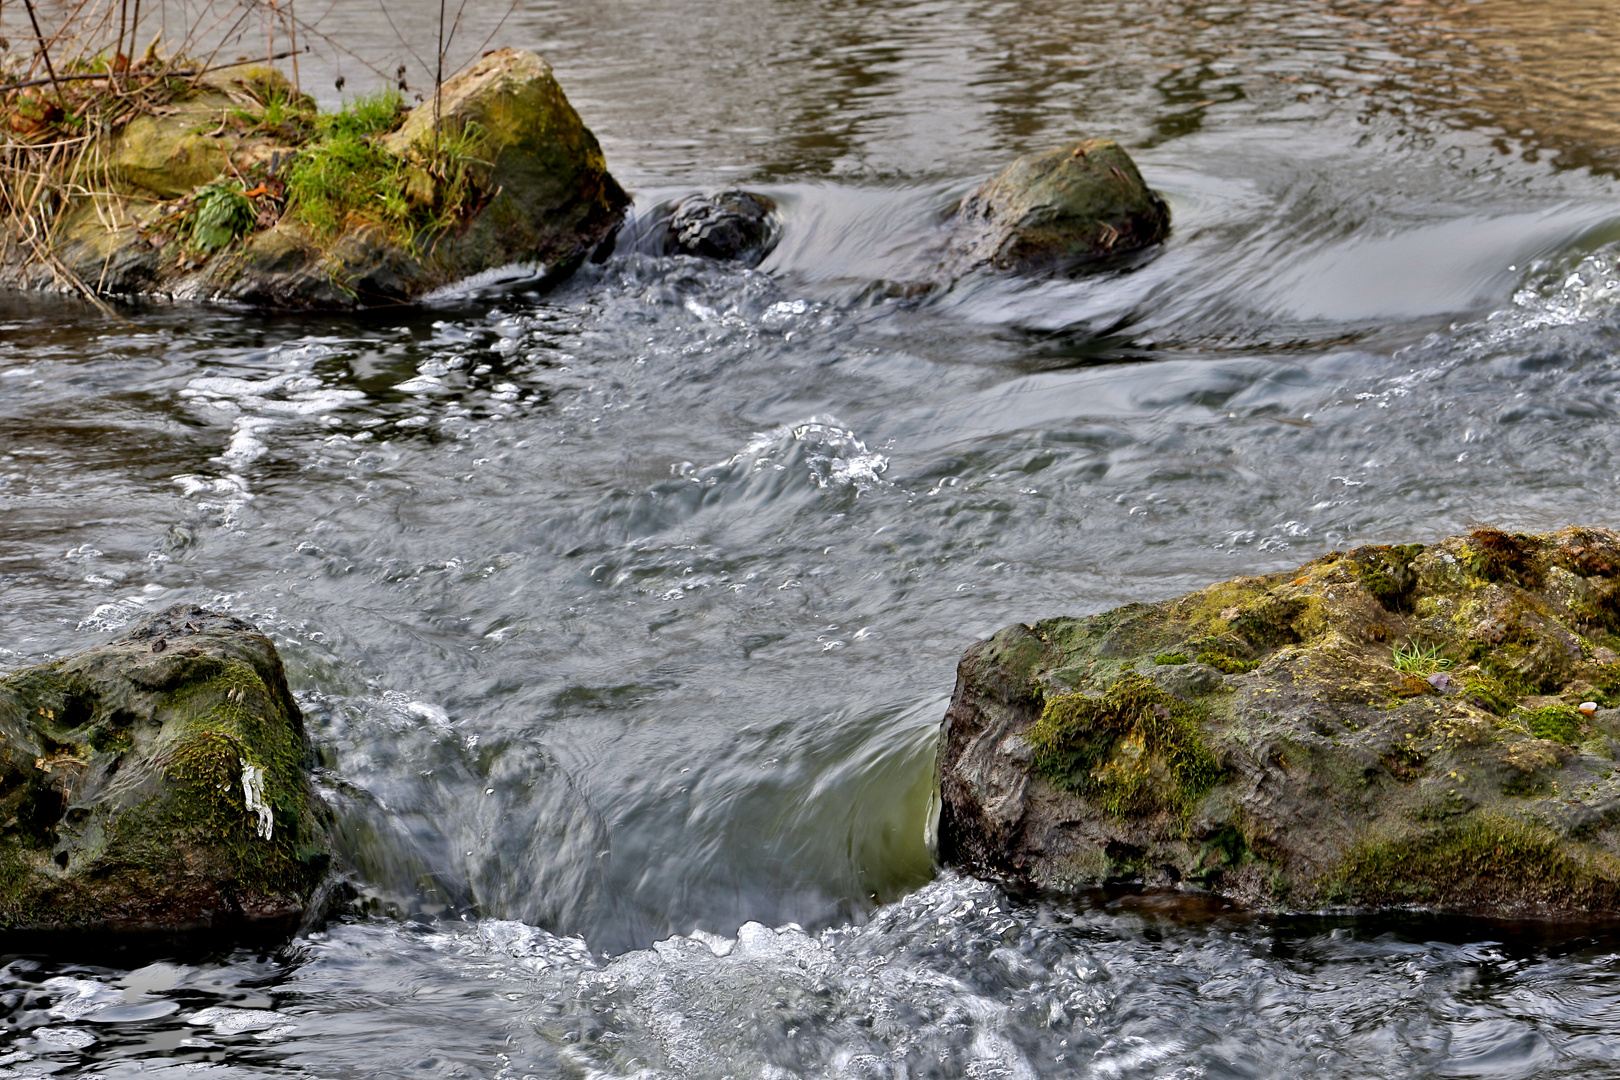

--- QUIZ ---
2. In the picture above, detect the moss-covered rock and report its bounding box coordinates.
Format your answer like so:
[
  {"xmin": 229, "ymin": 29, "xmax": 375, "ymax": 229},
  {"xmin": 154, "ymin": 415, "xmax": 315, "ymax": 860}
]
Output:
[
  {"xmin": 0, "ymin": 605, "xmax": 333, "ymax": 935},
  {"xmin": 375, "ymin": 49, "xmax": 628, "ymax": 288},
  {"xmin": 937, "ymin": 526, "xmax": 1620, "ymax": 918},
  {"xmin": 110, "ymin": 92, "xmax": 239, "ymax": 199},
  {"xmin": 2, "ymin": 50, "xmax": 627, "ymax": 308},
  {"xmin": 946, "ymin": 139, "xmax": 1170, "ymax": 275}
]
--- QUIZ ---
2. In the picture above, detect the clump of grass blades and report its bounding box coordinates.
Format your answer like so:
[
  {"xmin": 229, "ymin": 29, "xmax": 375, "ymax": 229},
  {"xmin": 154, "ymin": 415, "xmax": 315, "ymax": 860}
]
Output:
[
  {"xmin": 283, "ymin": 90, "xmax": 488, "ymax": 248},
  {"xmin": 282, "ymin": 90, "xmax": 410, "ymax": 238},
  {"xmin": 227, "ymin": 78, "xmax": 315, "ymax": 140},
  {"xmin": 1392, "ymin": 641, "xmax": 1452, "ymax": 676}
]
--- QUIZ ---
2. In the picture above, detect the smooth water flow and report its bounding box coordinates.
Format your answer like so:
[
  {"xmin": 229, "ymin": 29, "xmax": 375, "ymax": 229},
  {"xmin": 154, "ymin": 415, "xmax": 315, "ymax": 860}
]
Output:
[{"xmin": 3, "ymin": 0, "xmax": 1620, "ymax": 1076}]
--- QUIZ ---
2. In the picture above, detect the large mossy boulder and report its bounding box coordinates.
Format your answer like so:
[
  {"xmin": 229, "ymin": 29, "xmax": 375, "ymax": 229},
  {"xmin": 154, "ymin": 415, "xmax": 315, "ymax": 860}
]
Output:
[
  {"xmin": 939, "ymin": 527, "xmax": 1620, "ymax": 918},
  {"xmin": 0, "ymin": 605, "xmax": 332, "ymax": 935},
  {"xmin": 5, "ymin": 49, "xmax": 628, "ymax": 308},
  {"xmin": 947, "ymin": 139, "xmax": 1169, "ymax": 275},
  {"xmin": 372, "ymin": 49, "xmax": 628, "ymax": 284}
]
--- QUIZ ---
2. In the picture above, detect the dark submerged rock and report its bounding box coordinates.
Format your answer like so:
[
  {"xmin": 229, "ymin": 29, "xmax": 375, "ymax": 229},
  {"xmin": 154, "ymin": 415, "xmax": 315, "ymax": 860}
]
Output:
[
  {"xmin": 938, "ymin": 527, "xmax": 1620, "ymax": 919},
  {"xmin": 947, "ymin": 138, "xmax": 1169, "ymax": 275},
  {"xmin": 663, "ymin": 191, "xmax": 780, "ymax": 265},
  {"xmin": 621, "ymin": 190, "xmax": 780, "ymax": 266},
  {"xmin": 0, "ymin": 605, "xmax": 333, "ymax": 936}
]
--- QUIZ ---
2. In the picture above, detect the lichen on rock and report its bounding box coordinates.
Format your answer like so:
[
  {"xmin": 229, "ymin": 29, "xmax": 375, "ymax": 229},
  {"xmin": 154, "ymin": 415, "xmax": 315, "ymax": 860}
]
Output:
[
  {"xmin": 937, "ymin": 526, "xmax": 1620, "ymax": 918},
  {"xmin": 0, "ymin": 604, "xmax": 333, "ymax": 936}
]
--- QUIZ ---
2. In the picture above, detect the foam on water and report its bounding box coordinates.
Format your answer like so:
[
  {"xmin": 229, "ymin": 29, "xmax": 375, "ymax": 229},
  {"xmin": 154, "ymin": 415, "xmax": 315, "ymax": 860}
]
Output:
[{"xmin": 5, "ymin": 875, "xmax": 1620, "ymax": 1078}]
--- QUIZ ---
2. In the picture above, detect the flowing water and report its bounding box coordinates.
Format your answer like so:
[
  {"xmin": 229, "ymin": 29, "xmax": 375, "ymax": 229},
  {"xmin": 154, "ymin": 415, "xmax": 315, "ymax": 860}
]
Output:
[{"xmin": 4, "ymin": 0, "xmax": 1620, "ymax": 1076}]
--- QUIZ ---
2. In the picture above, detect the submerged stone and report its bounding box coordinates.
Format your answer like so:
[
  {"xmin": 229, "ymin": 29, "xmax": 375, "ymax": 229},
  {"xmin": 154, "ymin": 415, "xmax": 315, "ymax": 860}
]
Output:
[
  {"xmin": 938, "ymin": 527, "xmax": 1620, "ymax": 919},
  {"xmin": 947, "ymin": 139, "xmax": 1170, "ymax": 275},
  {"xmin": 661, "ymin": 191, "xmax": 780, "ymax": 265},
  {"xmin": 0, "ymin": 605, "xmax": 333, "ymax": 936}
]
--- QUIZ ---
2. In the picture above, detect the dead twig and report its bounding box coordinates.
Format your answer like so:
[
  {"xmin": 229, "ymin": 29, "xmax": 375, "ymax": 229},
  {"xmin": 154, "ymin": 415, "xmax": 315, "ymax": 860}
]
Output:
[
  {"xmin": 21, "ymin": 0, "xmax": 64, "ymax": 100},
  {"xmin": 0, "ymin": 48, "xmax": 301, "ymax": 93}
]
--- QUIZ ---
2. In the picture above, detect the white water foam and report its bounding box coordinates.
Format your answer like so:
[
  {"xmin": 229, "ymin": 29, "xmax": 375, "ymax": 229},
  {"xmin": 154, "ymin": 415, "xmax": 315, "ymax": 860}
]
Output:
[
  {"xmin": 728, "ymin": 416, "xmax": 891, "ymax": 495},
  {"xmin": 171, "ymin": 344, "xmax": 363, "ymax": 528}
]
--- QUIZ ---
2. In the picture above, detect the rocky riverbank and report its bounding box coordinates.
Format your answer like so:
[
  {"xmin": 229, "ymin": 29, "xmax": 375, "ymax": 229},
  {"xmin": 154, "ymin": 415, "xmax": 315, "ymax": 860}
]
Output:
[
  {"xmin": 0, "ymin": 49, "xmax": 627, "ymax": 308},
  {"xmin": 938, "ymin": 527, "xmax": 1620, "ymax": 919},
  {"xmin": 1, "ymin": 45, "xmax": 1170, "ymax": 308}
]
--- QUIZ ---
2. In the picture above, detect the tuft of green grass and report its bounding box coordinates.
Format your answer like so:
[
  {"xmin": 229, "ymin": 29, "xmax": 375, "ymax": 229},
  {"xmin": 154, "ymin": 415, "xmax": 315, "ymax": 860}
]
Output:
[
  {"xmin": 1392, "ymin": 641, "xmax": 1452, "ymax": 677},
  {"xmin": 318, "ymin": 90, "xmax": 408, "ymax": 140},
  {"xmin": 283, "ymin": 90, "xmax": 410, "ymax": 238},
  {"xmin": 228, "ymin": 81, "xmax": 314, "ymax": 139},
  {"xmin": 283, "ymin": 90, "xmax": 489, "ymax": 248}
]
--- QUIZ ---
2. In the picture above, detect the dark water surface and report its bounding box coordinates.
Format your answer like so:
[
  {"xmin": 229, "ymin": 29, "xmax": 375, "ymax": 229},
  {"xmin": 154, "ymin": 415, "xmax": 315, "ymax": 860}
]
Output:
[{"xmin": 4, "ymin": 0, "xmax": 1620, "ymax": 1076}]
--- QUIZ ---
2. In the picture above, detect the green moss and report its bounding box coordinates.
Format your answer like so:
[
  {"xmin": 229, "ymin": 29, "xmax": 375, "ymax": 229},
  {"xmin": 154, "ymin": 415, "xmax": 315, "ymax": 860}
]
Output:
[
  {"xmin": 1196, "ymin": 650, "xmax": 1258, "ymax": 675},
  {"xmin": 1460, "ymin": 672, "xmax": 1517, "ymax": 716},
  {"xmin": 1191, "ymin": 823, "xmax": 1255, "ymax": 886},
  {"xmin": 1026, "ymin": 672, "xmax": 1222, "ymax": 817},
  {"xmin": 0, "ymin": 647, "xmax": 327, "ymax": 930},
  {"xmin": 1571, "ymin": 580, "xmax": 1620, "ymax": 636},
  {"xmin": 1154, "ymin": 653, "xmax": 1189, "ymax": 666},
  {"xmin": 1322, "ymin": 814, "xmax": 1620, "ymax": 908},
  {"xmin": 1229, "ymin": 594, "xmax": 1309, "ymax": 649},
  {"xmin": 1519, "ymin": 704, "xmax": 1585, "ymax": 745},
  {"xmin": 1352, "ymin": 544, "xmax": 1424, "ymax": 611},
  {"xmin": 1589, "ymin": 663, "xmax": 1620, "ymax": 709}
]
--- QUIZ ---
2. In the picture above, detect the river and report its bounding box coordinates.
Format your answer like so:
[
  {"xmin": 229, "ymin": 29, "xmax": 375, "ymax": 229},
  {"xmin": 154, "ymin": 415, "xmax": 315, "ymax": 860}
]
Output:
[{"xmin": 3, "ymin": 0, "xmax": 1620, "ymax": 1075}]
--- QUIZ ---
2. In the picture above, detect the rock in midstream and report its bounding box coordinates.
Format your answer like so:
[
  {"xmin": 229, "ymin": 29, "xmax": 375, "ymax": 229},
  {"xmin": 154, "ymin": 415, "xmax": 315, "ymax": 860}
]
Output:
[
  {"xmin": 4, "ymin": 48, "xmax": 628, "ymax": 308},
  {"xmin": 938, "ymin": 527, "xmax": 1620, "ymax": 918},
  {"xmin": 945, "ymin": 138, "xmax": 1170, "ymax": 275},
  {"xmin": 661, "ymin": 190, "xmax": 781, "ymax": 265},
  {"xmin": 616, "ymin": 190, "xmax": 781, "ymax": 267},
  {"xmin": 0, "ymin": 605, "xmax": 334, "ymax": 936}
]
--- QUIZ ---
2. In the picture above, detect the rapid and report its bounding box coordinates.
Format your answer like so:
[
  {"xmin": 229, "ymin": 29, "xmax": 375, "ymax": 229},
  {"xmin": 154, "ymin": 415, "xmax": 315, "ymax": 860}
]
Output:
[{"xmin": 3, "ymin": 0, "xmax": 1620, "ymax": 1075}]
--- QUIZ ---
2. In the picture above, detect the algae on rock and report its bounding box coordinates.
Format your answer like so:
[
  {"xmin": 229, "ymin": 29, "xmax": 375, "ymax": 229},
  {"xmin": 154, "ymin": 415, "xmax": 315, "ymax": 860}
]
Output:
[
  {"xmin": 937, "ymin": 526, "xmax": 1620, "ymax": 918},
  {"xmin": 0, "ymin": 605, "xmax": 333, "ymax": 935}
]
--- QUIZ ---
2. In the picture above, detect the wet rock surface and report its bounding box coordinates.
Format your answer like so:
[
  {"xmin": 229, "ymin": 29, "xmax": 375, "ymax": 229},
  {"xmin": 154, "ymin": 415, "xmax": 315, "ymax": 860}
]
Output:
[
  {"xmin": 661, "ymin": 191, "xmax": 780, "ymax": 265},
  {"xmin": 939, "ymin": 527, "xmax": 1620, "ymax": 918},
  {"xmin": 0, "ymin": 605, "xmax": 333, "ymax": 936},
  {"xmin": 946, "ymin": 138, "xmax": 1170, "ymax": 275}
]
